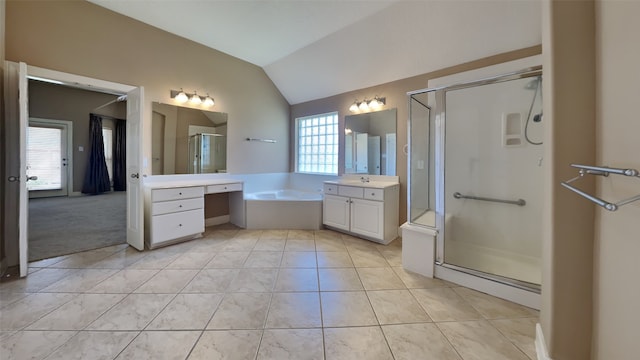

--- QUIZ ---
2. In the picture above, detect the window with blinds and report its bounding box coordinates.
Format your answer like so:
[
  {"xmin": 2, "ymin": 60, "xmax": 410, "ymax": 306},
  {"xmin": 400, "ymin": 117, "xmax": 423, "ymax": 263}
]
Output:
[
  {"xmin": 295, "ymin": 112, "xmax": 338, "ymax": 175},
  {"xmin": 26, "ymin": 126, "xmax": 62, "ymax": 191}
]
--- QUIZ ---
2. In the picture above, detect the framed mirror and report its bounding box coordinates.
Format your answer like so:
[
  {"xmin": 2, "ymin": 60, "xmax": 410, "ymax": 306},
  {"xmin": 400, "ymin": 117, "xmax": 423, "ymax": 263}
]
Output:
[
  {"xmin": 344, "ymin": 108, "xmax": 397, "ymax": 175},
  {"xmin": 152, "ymin": 102, "xmax": 228, "ymax": 175}
]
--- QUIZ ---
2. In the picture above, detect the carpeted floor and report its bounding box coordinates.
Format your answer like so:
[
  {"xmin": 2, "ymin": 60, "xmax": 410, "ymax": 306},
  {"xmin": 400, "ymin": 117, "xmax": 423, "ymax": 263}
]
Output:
[{"xmin": 28, "ymin": 192, "xmax": 126, "ymax": 261}]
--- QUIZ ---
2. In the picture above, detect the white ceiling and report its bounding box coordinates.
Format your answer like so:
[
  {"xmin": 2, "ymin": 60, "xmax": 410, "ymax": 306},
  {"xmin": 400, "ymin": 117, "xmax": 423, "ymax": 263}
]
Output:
[{"xmin": 89, "ymin": 0, "xmax": 542, "ymax": 105}]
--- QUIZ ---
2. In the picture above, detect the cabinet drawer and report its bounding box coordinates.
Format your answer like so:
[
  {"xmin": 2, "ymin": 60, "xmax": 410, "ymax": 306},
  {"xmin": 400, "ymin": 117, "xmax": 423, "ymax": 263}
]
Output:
[
  {"xmin": 363, "ymin": 188, "xmax": 384, "ymax": 201},
  {"xmin": 152, "ymin": 186, "xmax": 204, "ymax": 202},
  {"xmin": 152, "ymin": 197, "xmax": 203, "ymax": 215},
  {"xmin": 338, "ymin": 185, "xmax": 364, "ymax": 198},
  {"xmin": 151, "ymin": 209, "xmax": 204, "ymax": 244},
  {"xmin": 323, "ymin": 184, "xmax": 338, "ymax": 195},
  {"xmin": 206, "ymin": 183, "xmax": 242, "ymax": 194}
]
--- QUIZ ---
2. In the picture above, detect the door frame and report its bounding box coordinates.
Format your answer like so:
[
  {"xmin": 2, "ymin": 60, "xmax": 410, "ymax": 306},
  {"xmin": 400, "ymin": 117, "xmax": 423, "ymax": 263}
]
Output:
[
  {"xmin": 27, "ymin": 118, "xmax": 73, "ymax": 198},
  {"xmin": 5, "ymin": 62, "xmax": 145, "ymax": 276}
]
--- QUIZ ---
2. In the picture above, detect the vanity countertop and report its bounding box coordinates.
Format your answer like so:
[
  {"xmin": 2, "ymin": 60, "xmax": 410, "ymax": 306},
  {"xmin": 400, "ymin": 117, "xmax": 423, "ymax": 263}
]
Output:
[
  {"xmin": 143, "ymin": 178, "xmax": 243, "ymax": 190},
  {"xmin": 324, "ymin": 175, "xmax": 399, "ymax": 189}
]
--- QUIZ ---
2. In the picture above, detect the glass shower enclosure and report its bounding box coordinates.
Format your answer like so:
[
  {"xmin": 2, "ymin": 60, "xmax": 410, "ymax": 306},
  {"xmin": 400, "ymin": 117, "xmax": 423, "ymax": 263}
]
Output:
[
  {"xmin": 188, "ymin": 133, "xmax": 226, "ymax": 174},
  {"xmin": 408, "ymin": 66, "xmax": 543, "ymax": 290}
]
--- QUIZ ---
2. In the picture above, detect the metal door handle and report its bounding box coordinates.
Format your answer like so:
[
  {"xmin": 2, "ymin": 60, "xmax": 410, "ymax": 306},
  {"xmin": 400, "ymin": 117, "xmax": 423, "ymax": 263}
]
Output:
[
  {"xmin": 27, "ymin": 176, "xmax": 38, "ymax": 181},
  {"xmin": 130, "ymin": 173, "xmax": 139, "ymax": 179}
]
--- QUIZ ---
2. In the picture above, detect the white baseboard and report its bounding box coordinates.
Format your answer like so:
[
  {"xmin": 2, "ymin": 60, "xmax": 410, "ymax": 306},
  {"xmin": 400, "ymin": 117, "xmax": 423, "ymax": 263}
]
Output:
[
  {"xmin": 535, "ymin": 323, "xmax": 552, "ymax": 360},
  {"xmin": 205, "ymin": 215, "xmax": 230, "ymax": 227}
]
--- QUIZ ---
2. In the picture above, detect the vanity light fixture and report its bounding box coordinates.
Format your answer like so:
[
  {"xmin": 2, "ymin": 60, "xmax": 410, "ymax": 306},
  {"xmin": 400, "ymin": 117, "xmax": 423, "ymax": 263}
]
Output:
[
  {"xmin": 170, "ymin": 89, "xmax": 215, "ymax": 107},
  {"xmin": 203, "ymin": 94, "xmax": 215, "ymax": 107},
  {"xmin": 173, "ymin": 88, "xmax": 189, "ymax": 103},
  {"xmin": 190, "ymin": 91, "xmax": 202, "ymax": 105},
  {"xmin": 349, "ymin": 96, "xmax": 386, "ymax": 113}
]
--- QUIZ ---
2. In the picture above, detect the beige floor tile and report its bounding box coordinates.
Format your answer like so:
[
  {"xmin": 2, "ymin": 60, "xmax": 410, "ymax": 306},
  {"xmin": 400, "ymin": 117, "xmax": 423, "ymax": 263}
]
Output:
[
  {"xmin": 321, "ymin": 291, "xmax": 377, "ymax": 327},
  {"xmin": 0, "ymin": 293, "xmax": 75, "ymax": 330},
  {"xmin": 314, "ymin": 229, "xmax": 343, "ymax": 241},
  {"xmin": 205, "ymin": 251, "xmax": 250, "ymax": 268},
  {"xmin": 126, "ymin": 252, "xmax": 181, "ymax": 269},
  {"xmin": 318, "ymin": 268, "xmax": 364, "ymax": 291},
  {"xmin": 357, "ymin": 267, "xmax": 406, "ymax": 290},
  {"xmin": 189, "ymin": 238, "xmax": 231, "ymax": 252},
  {"xmin": 274, "ymin": 268, "xmax": 319, "ymax": 292},
  {"xmin": 378, "ymin": 249, "xmax": 403, "ymax": 266},
  {"xmin": 47, "ymin": 250, "xmax": 119, "ymax": 269},
  {"xmin": 349, "ymin": 249, "xmax": 389, "ymax": 267},
  {"xmin": 285, "ymin": 239, "xmax": 316, "ymax": 251},
  {"xmin": 90, "ymin": 249, "xmax": 149, "ymax": 269},
  {"xmin": 324, "ymin": 326, "xmax": 393, "ymax": 360},
  {"xmin": 382, "ymin": 323, "xmax": 461, "ymax": 360},
  {"xmin": 182, "ymin": 269, "xmax": 239, "ymax": 293},
  {"xmin": 438, "ymin": 320, "xmax": 530, "ymax": 360},
  {"xmin": 411, "ymin": 288, "xmax": 482, "ymax": 322},
  {"xmin": 0, "ymin": 292, "xmax": 29, "ymax": 309},
  {"xmin": 0, "ymin": 268, "xmax": 75, "ymax": 293},
  {"xmin": 367, "ymin": 290, "xmax": 432, "ymax": 324},
  {"xmin": 281, "ymin": 251, "xmax": 317, "ymax": 268},
  {"xmin": 0, "ymin": 330, "xmax": 77, "ymax": 360},
  {"xmin": 27, "ymin": 293, "xmax": 125, "ymax": 330},
  {"xmin": 189, "ymin": 330, "xmax": 262, "ymax": 360},
  {"xmin": 391, "ymin": 266, "xmax": 449, "ymax": 289},
  {"xmin": 260, "ymin": 230, "xmax": 289, "ymax": 240},
  {"xmin": 166, "ymin": 252, "xmax": 217, "ymax": 269},
  {"xmin": 490, "ymin": 317, "xmax": 538, "ymax": 359},
  {"xmin": 87, "ymin": 269, "xmax": 158, "ymax": 293},
  {"xmin": 266, "ymin": 292, "xmax": 322, "ymax": 328},
  {"xmin": 234, "ymin": 230, "xmax": 263, "ymax": 240},
  {"xmin": 40, "ymin": 269, "xmax": 119, "ymax": 293},
  {"xmin": 316, "ymin": 251, "xmax": 353, "ymax": 267},
  {"xmin": 314, "ymin": 238, "xmax": 348, "ymax": 252},
  {"xmin": 221, "ymin": 238, "xmax": 259, "ymax": 251},
  {"xmin": 133, "ymin": 269, "xmax": 198, "ymax": 293},
  {"xmin": 257, "ymin": 328, "xmax": 324, "ymax": 360},
  {"xmin": 227, "ymin": 268, "xmax": 278, "ymax": 292},
  {"xmin": 44, "ymin": 331, "xmax": 139, "ymax": 360},
  {"xmin": 453, "ymin": 287, "xmax": 539, "ymax": 319},
  {"xmin": 207, "ymin": 292, "xmax": 271, "ymax": 329},
  {"xmin": 115, "ymin": 330, "xmax": 200, "ymax": 360},
  {"xmin": 244, "ymin": 251, "xmax": 283, "ymax": 268},
  {"xmin": 28, "ymin": 256, "xmax": 67, "ymax": 268},
  {"xmin": 287, "ymin": 230, "xmax": 315, "ymax": 241},
  {"xmin": 254, "ymin": 238, "xmax": 287, "ymax": 251},
  {"xmin": 146, "ymin": 293, "xmax": 223, "ymax": 330},
  {"xmin": 86, "ymin": 293, "xmax": 174, "ymax": 330}
]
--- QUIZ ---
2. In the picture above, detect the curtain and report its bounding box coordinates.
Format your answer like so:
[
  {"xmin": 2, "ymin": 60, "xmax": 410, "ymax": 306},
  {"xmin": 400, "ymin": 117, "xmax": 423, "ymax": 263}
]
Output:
[
  {"xmin": 113, "ymin": 120, "xmax": 126, "ymax": 191},
  {"xmin": 82, "ymin": 114, "xmax": 111, "ymax": 195}
]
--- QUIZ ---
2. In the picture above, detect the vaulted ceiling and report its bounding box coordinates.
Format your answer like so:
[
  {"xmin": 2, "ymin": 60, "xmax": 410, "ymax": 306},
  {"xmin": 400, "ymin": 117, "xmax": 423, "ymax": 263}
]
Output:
[{"xmin": 89, "ymin": 0, "xmax": 541, "ymax": 105}]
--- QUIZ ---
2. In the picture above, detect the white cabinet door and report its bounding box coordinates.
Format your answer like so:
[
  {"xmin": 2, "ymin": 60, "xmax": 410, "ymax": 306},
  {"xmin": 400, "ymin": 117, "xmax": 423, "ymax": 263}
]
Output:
[
  {"xmin": 350, "ymin": 198, "xmax": 384, "ymax": 239},
  {"xmin": 323, "ymin": 194, "xmax": 350, "ymax": 231}
]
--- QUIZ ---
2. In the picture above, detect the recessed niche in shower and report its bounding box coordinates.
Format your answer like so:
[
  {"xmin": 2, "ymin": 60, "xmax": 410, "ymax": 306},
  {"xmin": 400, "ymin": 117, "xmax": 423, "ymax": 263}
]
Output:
[{"xmin": 502, "ymin": 112, "xmax": 523, "ymax": 147}]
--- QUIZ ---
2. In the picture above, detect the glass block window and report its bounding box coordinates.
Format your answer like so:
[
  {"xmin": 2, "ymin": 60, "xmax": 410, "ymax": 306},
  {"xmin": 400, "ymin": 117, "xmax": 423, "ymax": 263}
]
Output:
[{"xmin": 296, "ymin": 112, "xmax": 338, "ymax": 175}]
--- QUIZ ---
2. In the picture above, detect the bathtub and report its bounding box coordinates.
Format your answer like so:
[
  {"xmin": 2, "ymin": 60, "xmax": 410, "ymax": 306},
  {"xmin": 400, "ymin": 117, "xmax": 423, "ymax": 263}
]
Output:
[{"xmin": 245, "ymin": 189, "xmax": 323, "ymax": 230}]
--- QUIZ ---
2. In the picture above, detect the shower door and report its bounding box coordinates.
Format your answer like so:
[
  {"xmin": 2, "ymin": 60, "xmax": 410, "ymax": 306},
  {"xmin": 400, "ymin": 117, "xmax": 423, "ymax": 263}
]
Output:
[{"xmin": 440, "ymin": 74, "xmax": 543, "ymax": 286}]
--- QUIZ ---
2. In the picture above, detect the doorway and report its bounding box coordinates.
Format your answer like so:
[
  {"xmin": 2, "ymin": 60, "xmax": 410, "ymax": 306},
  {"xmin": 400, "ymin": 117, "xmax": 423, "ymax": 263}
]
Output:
[{"xmin": 27, "ymin": 118, "xmax": 73, "ymax": 198}]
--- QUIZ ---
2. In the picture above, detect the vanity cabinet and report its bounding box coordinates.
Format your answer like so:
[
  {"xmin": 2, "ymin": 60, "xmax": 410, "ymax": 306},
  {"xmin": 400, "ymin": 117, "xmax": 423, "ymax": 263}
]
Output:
[
  {"xmin": 323, "ymin": 182, "xmax": 399, "ymax": 244},
  {"xmin": 145, "ymin": 186, "xmax": 205, "ymax": 249}
]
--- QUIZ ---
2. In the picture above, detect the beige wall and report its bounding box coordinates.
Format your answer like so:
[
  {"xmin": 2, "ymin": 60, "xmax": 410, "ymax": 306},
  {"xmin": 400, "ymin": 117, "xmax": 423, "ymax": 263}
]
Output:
[
  {"xmin": 1, "ymin": 0, "xmax": 6, "ymax": 273},
  {"xmin": 28, "ymin": 80, "xmax": 124, "ymax": 193},
  {"xmin": 541, "ymin": 0, "xmax": 601, "ymax": 358},
  {"xmin": 592, "ymin": 1, "xmax": 640, "ymax": 358},
  {"xmin": 5, "ymin": 0, "xmax": 290, "ymax": 176},
  {"xmin": 291, "ymin": 46, "xmax": 541, "ymax": 224}
]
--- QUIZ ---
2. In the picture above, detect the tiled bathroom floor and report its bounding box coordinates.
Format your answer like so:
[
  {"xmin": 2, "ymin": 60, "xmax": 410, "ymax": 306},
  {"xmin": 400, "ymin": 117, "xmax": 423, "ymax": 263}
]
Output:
[{"xmin": 0, "ymin": 227, "xmax": 539, "ymax": 360}]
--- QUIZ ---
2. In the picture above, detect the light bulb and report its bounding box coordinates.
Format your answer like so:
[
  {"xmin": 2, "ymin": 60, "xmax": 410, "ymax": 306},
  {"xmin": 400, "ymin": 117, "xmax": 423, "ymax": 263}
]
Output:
[
  {"xmin": 369, "ymin": 98, "xmax": 381, "ymax": 109},
  {"xmin": 203, "ymin": 95, "xmax": 214, "ymax": 107},
  {"xmin": 349, "ymin": 102, "xmax": 359, "ymax": 112},
  {"xmin": 175, "ymin": 89, "xmax": 188, "ymax": 103},
  {"xmin": 359, "ymin": 101, "xmax": 369, "ymax": 111},
  {"xmin": 190, "ymin": 92, "xmax": 202, "ymax": 105}
]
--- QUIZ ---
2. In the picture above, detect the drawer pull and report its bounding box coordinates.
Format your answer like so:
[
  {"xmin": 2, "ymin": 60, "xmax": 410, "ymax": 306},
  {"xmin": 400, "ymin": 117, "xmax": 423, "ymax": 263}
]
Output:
[
  {"xmin": 371, "ymin": 192, "xmax": 375, "ymax": 196},
  {"xmin": 179, "ymin": 224, "xmax": 182, "ymax": 227},
  {"xmin": 179, "ymin": 192, "xmax": 182, "ymax": 195},
  {"xmin": 179, "ymin": 205, "xmax": 183, "ymax": 208}
]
